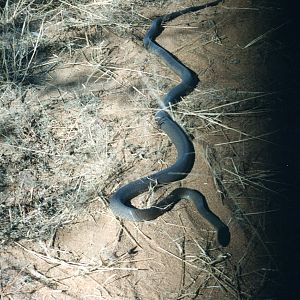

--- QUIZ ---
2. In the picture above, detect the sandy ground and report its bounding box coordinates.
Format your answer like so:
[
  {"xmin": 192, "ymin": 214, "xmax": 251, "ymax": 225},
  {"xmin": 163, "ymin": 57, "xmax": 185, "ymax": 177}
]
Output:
[{"xmin": 1, "ymin": 0, "xmax": 296, "ymax": 299}]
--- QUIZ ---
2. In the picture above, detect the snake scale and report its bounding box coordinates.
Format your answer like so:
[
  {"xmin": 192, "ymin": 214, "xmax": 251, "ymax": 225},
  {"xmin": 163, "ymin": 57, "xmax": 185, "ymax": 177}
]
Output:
[{"xmin": 109, "ymin": 0, "xmax": 230, "ymax": 247}]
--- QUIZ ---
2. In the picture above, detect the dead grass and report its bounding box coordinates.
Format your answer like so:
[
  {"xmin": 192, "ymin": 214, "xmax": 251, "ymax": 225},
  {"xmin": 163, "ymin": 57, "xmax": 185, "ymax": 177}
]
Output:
[
  {"xmin": 0, "ymin": 0, "xmax": 162, "ymax": 242},
  {"xmin": 172, "ymin": 87, "xmax": 280, "ymax": 298},
  {"xmin": 0, "ymin": 0, "xmax": 282, "ymax": 299}
]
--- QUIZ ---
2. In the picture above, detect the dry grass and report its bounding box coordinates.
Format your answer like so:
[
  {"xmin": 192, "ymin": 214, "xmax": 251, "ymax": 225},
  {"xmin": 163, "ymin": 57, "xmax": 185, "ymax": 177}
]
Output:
[
  {"xmin": 0, "ymin": 0, "xmax": 161, "ymax": 242},
  {"xmin": 0, "ymin": 0, "xmax": 281, "ymax": 299},
  {"xmin": 172, "ymin": 87, "xmax": 280, "ymax": 298}
]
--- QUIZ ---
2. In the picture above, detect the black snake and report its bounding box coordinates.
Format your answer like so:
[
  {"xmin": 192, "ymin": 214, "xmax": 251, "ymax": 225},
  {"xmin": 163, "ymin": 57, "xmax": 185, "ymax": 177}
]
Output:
[{"xmin": 109, "ymin": 0, "xmax": 230, "ymax": 247}]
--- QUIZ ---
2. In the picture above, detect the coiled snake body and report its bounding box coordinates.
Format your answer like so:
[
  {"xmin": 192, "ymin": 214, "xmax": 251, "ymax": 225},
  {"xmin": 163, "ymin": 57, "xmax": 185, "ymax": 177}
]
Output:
[{"xmin": 109, "ymin": 0, "xmax": 230, "ymax": 247}]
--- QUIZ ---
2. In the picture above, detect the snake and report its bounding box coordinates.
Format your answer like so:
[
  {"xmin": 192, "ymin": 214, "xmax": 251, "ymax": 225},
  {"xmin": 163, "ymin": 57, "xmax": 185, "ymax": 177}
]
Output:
[{"xmin": 109, "ymin": 0, "xmax": 230, "ymax": 247}]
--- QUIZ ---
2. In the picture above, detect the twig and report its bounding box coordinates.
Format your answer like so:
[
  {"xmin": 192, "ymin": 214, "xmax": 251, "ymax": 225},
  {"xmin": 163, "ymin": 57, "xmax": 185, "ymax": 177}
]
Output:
[{"xmin": 243, "ymin": 22, "xmax": 289, "ymax": 48}]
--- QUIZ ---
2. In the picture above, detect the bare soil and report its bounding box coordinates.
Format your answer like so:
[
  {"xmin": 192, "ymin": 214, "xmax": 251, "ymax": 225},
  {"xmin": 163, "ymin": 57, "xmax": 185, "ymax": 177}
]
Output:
[{"xmin": 1, "ymin": 0, "xmax": 296, "ymax": 299}]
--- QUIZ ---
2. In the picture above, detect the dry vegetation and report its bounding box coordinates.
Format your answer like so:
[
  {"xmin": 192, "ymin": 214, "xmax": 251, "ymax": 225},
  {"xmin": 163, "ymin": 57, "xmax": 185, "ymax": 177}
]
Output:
[
  {"xmin": 0, "ymin": 0, "xmax": 286, "ymax": 299},
  {"xmin": 0, "ymin": 0, "xmax": 153, "ymax": 242}
]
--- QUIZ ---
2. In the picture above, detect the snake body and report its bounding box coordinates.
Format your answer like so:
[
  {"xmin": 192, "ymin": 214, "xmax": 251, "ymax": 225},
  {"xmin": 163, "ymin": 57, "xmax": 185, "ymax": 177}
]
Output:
[{"xmin": 109, "ymin": 0, "xmax": 230, "ymax": 247}]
